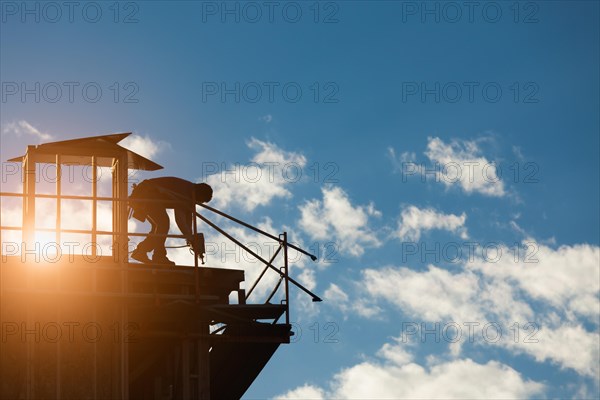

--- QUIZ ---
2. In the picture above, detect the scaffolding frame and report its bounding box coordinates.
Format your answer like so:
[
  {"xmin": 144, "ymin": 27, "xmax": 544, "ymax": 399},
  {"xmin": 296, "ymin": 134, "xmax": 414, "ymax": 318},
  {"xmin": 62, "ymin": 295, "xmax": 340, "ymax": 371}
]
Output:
[{"xmin": 0, "ymin": 133, "xmax": 321, "ymax": 399}]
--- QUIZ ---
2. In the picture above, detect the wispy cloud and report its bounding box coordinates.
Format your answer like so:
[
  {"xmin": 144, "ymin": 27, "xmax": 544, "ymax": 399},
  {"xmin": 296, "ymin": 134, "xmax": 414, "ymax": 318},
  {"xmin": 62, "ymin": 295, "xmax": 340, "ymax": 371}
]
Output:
[
  {"xmin": 2, "ymin": 120, "xmax": 53, "ymax": 142},
  {"xmin": 425, "ymin": 137, "xmax": 505, "ymax": 197},
  {"xmin": 205, "ymin": 138, "xmax": 306, "ymax": 212},
  {"xmin": 389, "ymin": 137, "xmax": 506, "ymax": 197},
  {"xmin": 395, "ymin": 205, "xmax": 468, "ymax": 241},
  {"xmin": 120, "ymin": 134, "xmax": 169, "ymax": 160}
]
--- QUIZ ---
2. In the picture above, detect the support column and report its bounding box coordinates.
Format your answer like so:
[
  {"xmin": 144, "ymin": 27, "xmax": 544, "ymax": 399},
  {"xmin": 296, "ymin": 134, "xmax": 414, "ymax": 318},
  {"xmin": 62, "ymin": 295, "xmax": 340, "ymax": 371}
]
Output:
[
  {"xmin": 22, "ymin": 146, "xmax": 37, "ymax": 399},
  {"xmin": 55, "ymin": 154, "xmax": 62, "ymax": 400},
  {"xmin": 112, "ymin": 154, "xmax": 129, "ymax": 264},
  {"xmin": 112, "ymin": 154, "xmax": 130, "ymax": 400},
  {"xmin": 22, "ymin": 146, "xmax": 36, "ymax": 247}
]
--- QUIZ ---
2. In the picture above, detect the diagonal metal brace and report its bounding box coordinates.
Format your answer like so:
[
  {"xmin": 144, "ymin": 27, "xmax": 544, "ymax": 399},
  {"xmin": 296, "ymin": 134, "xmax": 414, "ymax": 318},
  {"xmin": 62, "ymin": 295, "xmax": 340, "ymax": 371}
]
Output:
[
  {"xmin": 245, "ymin": 244, "xmax": 282, "ymax": 301},
  {"xmin": 198, "ymin": 203, "xmax": 317, "ymax": 261},
  {"xmin": 195, "ymin": 211, "xmax": 322, "ymax": 302}
]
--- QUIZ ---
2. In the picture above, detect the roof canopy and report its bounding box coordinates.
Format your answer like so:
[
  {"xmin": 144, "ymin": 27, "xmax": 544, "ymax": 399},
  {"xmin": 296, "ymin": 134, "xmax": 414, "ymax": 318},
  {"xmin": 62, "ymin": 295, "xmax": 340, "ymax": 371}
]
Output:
[{"xmin": 8, "ymin": 132, "xmax": 163, "ymax": 171}]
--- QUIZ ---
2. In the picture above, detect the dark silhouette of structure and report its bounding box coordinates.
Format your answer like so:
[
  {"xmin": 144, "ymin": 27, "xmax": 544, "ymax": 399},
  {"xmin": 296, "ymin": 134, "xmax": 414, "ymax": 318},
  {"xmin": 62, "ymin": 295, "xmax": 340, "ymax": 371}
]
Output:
[
  {"xmin": 129, "ymin": 177, "xmax": 213, "ymax": 265},
  {"xmin": 0, "ymin": 133, "xmax": 321, "ymax": 400}
]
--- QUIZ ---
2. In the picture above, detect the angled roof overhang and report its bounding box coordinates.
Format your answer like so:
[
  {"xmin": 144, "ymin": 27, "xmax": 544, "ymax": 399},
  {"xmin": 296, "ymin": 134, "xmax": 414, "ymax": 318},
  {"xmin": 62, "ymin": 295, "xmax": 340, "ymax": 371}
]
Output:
[{"xmin": 8, "ymin": 132, "xmax": 163, "ymax": 171}]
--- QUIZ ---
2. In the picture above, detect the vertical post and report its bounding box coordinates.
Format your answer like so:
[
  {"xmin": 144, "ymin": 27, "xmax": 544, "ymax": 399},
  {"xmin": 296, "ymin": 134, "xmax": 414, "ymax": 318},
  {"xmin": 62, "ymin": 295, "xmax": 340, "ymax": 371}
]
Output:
[
  {"xmin": 283, "ymin": 232, "xmax": 290, "ymax": 326},
  {"xmin": 22, "ymin": 147, "xmax": 36, "ymax": 399},
  {"xmin": 0, "ymin": 192, "xmax": 2, "ymax": 399},
  {"xmin": 91, "ymin": 156, "xmax": 98, "ymax": 400},
  {"xmin": 112, "ymin": 155, "xmax": 129, "ymax": 400},
  {"xmin": 55, "ymin": 307, "xmax": 62, "ymax": 400},
  {"xmin": 22, "ymin": 146, "xmax": 36, "ymax": 247},
  {"xmin": 112, "ymin": 158, "xmax": 118, "ymax": 263},
  {"xmin": 55, "ymin": 154, "xmax": 62, "ymax": 400},
  {"xmin": 55, "ymin": 154, "xmax": 62, "ymax": 248},
  {"xmin": 91, "ymin": 156, "xmax": 97, "ymax": 259},
  {"xmin": 192, "ymin": 192, "xmax": 199, "ymax": 302},
  {"xmin": 112, "ymin": 154, "xmax": 129, "ymax": 265}
]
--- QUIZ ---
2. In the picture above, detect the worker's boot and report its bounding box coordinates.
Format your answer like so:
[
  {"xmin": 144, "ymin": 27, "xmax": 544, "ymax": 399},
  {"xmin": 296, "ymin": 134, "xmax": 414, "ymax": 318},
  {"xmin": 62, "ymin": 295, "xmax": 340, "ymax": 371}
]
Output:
[
  {"xmin": 131, "ymin": 248, "xmax": 151, "ymax": 264},
  {"xmin": 152, "ymin": 250, "xmax": 175, "ymax": 266},
  {"xmin": 151, "ymin": 256, "xmax": 175, "ymax": 266}
]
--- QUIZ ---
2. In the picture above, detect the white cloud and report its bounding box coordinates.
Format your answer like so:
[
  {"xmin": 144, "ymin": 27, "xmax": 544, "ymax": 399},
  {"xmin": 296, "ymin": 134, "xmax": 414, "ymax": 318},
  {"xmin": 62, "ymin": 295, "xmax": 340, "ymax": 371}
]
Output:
[
  {"xmin": 424, "ymin": 137, "xmax": 505, "ymax": 197},
  {"xmin": 363, "ymin": 265, "xmax": 491, "ymax": 322},
  {"xmin": 206, "ymin": 138, "xmax": 306, "ymax": 212},
  {"xmin": 352, "ymin": 240, "xmax": 600, "ymax": 378},
  {"xmin": 466, "ymin": 241, "xmax": 600, "ymax": 323},
  {"xmin": 323, "ymin": 283, "xmax": 382, "ymax": 318},
  {"xmin": 276, "ymin": 384, "xmax": 325, "ymax": 400},
  {"xmin": 387, "ymin": 147, "xmax": 416, "ymax": 172},
  {"xmin": 2, "ymin": 121, "xmax": 53, "ymax": 141},
  {"xmin": 523, "ymin": 323, "xmax": 599, "ymax": 377},
  {"xmin": 0, "ymin": 198, "xmax": 24, "ymax": 245},
  {"xmin": 324, "ymin": 283, "xmax": 349, "ymax": 304},
  {"xmin": 277, "ymin": 340, "xmax": 544, "ymax": 399},
  {"xmin": 120, "ymin": 134, "xmax": 168, "ymax": 160},
  {"xmin": 376, "ymin": 338, "xmax": 414, "ymax": 365},
  {"xmin": 0, "ymin": 199, "xmax": 22, "ymax": 228},
  {"xmin": 395, "ymin": 205, "xmax": 468, "ymax": 241},
  {"xmin": 298, "ymin": 186, "xmax": 381, "ymax": 257}
]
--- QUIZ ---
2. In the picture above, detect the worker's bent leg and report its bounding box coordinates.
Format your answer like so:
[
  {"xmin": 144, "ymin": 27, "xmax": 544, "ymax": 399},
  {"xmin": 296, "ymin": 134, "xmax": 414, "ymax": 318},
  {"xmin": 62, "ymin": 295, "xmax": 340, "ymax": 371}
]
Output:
[
  {"xmin": 135, "ymin": 217, "xmax": 156, "ymax": 254},
  {"xmin": 174, "ymin": 207, "xmax": 193, "ymax": 242},
  {"xmin": 146, "ymin": 208, "xmax": 170, "ymax": 257},
  {"xmin": 174, "ymin": 207, "xmax": 205, "ymax": 258},
  {"xmin": 132, "ymin": 216, "xmax": 156, "ymax": 263}
]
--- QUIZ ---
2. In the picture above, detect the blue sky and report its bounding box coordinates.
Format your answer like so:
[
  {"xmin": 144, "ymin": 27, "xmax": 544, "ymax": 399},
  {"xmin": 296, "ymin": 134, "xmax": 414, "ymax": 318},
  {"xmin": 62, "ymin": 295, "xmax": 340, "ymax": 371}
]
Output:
[{"xmin": 1, "ymin": 1, "xmax": 599, "ymax": 399}]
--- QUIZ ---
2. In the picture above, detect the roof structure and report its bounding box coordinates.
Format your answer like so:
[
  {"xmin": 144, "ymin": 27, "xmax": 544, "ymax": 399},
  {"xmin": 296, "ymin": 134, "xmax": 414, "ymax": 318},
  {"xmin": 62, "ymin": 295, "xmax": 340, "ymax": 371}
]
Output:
[{"xmin": 8, "ymin": 132, "xmax": 163, "ymax": 171}]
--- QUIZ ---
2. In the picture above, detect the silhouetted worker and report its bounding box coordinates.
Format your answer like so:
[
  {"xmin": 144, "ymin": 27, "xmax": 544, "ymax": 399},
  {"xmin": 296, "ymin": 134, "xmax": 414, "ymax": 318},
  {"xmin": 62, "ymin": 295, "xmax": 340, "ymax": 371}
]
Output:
[{"xmin": 129, "ymin": 177, "xmax": 213, "ymax": 265}]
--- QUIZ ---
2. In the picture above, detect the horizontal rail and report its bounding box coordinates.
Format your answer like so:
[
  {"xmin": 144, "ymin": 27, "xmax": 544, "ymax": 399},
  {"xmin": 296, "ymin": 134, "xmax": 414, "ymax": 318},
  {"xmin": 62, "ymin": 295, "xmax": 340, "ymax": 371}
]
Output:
[
  {"xmin": 0, "ymin": 191, "xmax": 190, "ymax": 205},
  {"xmin": 139, "ymin": 331, "xmax": 290, "ymax": 343},
  {"xmin": 0, "ymin": 257, "xmax": 235, "ymax": 275},
  {"xmin": 1, "ymin": 191, "xmax": 317, "ymax": 262},
  {"xmin": 0, "ymin": 226, "xmax": 188, "ymax": 239},
  {"xmin": 3, "ymin": 288, "xmax": 219, "ymax": 302}
]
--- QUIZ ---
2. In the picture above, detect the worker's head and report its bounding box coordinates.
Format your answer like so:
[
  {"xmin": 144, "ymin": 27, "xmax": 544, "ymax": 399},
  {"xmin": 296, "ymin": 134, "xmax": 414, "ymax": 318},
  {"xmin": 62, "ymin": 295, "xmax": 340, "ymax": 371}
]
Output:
[{"xmin": 195, "ymin": 183, "xmax": 213, "ymax": 203}]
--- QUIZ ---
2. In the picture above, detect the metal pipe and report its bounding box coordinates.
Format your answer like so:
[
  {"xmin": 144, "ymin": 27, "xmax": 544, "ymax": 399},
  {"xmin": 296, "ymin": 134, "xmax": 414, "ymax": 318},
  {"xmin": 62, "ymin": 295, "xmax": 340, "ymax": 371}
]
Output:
[
  {"xmin": 0, "ymin": 192, "xmax": 193, "ymax": 204},
  {"xmin": 195, "ymin": 211, "xmax": 322, "ymax": 302},
  {"xmin": 265, "ymin": 275, "xmax": 283, "ymax": 304},
  {"xmin": 192, "ymin": 191, "xmax": 199, "ymax": 303},
  {"xmin": 283, "ymin": 232, "xmax": 290, "ymax": 325},
  {"xmin": 245, "ymin": 245, "xmax": 281, "ymax": 301},
  {"xmin": 199, "ymin": 203, "xmax": 317, "ymax": 261}
]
